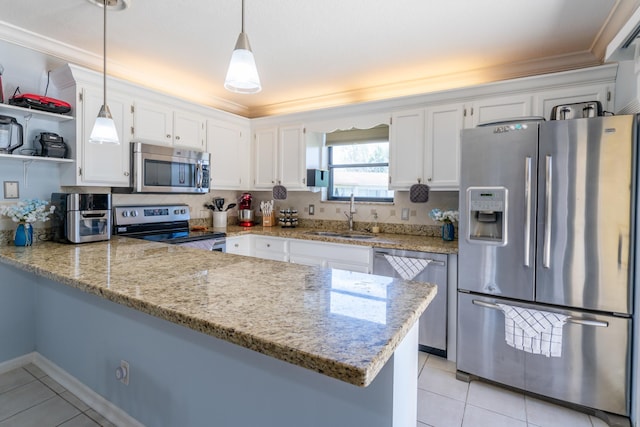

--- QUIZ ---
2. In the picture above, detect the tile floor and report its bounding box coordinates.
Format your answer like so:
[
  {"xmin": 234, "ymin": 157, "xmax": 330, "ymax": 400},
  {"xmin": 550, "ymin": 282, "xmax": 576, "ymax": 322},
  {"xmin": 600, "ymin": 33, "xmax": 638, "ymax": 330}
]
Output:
[
  {"xmin": 0, "ymin": 356, "xmax": 614, "ymax": 427},
  {"xmin": 0, "ymin": 363, "xmax": 114, "ymax": 427},
  {"xmin": 417, "ymin": 351, "xmax": 610, "ymax": 427}
]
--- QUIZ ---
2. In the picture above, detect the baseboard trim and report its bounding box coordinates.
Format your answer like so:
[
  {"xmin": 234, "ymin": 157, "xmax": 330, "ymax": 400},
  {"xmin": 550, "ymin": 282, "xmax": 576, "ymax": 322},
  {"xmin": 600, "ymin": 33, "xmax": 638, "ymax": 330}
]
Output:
[
  {"xmin": 0, "ymin": 352, "xmax": 37, "ymax": 375},
  {"xmin": 8, "ymin": 352, "xmax": 145, "ymax": 427}
]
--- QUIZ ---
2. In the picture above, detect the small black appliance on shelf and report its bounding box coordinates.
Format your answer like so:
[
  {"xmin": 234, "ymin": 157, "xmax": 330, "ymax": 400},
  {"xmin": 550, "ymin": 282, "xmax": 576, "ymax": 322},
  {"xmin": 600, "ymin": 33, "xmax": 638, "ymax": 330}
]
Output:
[{"xmin": 36, "ymin": 132, "xmax": 67, "ymax": 158}]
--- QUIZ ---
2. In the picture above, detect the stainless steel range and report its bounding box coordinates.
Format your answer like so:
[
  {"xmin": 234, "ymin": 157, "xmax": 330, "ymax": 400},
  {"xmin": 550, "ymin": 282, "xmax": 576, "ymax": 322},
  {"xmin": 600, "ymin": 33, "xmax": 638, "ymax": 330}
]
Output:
[{"xmin": 113, "ymin": 204, "xmax": 226, "ymax": 251}]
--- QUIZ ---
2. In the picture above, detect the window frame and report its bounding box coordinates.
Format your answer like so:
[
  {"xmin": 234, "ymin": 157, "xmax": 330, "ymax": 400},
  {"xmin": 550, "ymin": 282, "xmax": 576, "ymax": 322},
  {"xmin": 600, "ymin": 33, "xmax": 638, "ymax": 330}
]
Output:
[{"xmin": 327, "ymin": 144, "xmax": 394, "ymax": 203}]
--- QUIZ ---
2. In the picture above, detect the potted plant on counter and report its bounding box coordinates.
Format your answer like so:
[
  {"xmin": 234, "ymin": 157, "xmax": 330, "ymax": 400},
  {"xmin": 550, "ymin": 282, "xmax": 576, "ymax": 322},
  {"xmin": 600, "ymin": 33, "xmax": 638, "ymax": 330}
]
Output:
[
  {"xmin": 0, "ymin": 199, "xmax": 55, "ymax": 246},
  {"xmin": 429, "ymin": 208, "xmax": 458, "ymax": 241}
]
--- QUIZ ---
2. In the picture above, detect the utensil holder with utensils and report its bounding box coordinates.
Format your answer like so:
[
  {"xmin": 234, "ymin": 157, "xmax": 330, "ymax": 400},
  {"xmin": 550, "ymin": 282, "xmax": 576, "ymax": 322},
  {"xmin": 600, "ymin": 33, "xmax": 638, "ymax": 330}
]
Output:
[{"xmin": 262, "ymin": 212, "xmax": 275, "ymax": 227}]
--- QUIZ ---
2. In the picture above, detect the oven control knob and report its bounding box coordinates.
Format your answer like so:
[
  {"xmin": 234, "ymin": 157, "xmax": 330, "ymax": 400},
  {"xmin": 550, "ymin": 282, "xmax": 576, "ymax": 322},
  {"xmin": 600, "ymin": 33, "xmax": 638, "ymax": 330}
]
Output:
[
  {"xmin": 174, "ymin": 209, "xmax": 180, "ymax": 215},
  {"xmin": 180, "ymin": 209, "xmax": 187, "ymax": 214},
  {"xmin": 122, "ymin": 211, "xmax": 129, "ymax": 217},
  {"xmin": 130, "ymin": 210, "xmax": 138, "ymax": 217}
]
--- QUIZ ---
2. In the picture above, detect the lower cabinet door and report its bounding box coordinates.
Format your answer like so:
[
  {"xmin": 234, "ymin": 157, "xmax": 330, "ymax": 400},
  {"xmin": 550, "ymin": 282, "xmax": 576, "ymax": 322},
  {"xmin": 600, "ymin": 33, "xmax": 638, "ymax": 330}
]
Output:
[
  {"xmin": 525, "ymin": 308, "xmax": 630, "ymax": 416},
  {"xmin": 456, "ymin": 292, "xmax": 526, "ymax": 390}
]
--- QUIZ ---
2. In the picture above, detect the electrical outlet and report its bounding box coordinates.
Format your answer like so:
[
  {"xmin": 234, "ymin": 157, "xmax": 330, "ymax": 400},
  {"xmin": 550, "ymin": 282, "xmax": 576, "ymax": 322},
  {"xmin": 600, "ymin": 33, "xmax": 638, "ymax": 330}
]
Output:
[
  {"xmin": 309, "ymin": 204, "xmax": 315, "ymax": 215},
  {"xmin": 410, "ymin": 210, "xmax": 417, "ymax": 217},
  {"xmin": 115, "ymin": 360, "xmax": 129, "ymax": 385},
  {"xmin": 3, "ymin": 181, "xmax": 19, "ymax": 199},
  {"xmin": 401, "ymin": 208, "xmax": 410, "ymax": 221}
]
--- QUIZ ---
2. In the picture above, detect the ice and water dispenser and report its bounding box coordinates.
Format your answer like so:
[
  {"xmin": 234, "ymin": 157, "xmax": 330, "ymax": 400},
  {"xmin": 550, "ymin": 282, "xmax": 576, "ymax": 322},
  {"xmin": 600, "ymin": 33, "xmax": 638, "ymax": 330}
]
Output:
[{"xmin": 466, "ymin": 187, "xmax": 507, "ymax": 245}]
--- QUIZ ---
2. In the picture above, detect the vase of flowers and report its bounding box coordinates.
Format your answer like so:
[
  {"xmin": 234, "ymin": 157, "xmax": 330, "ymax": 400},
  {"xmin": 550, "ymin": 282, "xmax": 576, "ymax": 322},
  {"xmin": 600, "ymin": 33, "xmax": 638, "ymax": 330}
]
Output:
[
  {"xmin": 429, "ymin": 208, "xmax": 459, "ymax": 241},
  {"xmin": 0, "ymin": 199, "xmax": 55, "ymax": 246}
]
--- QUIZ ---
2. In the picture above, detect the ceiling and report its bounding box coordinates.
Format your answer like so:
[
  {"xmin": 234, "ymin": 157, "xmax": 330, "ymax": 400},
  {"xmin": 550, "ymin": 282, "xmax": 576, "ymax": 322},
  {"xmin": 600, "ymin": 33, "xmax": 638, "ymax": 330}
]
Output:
[{"xmin": 1, "ymin": 0, "xmax": 639, "ymax": 118}]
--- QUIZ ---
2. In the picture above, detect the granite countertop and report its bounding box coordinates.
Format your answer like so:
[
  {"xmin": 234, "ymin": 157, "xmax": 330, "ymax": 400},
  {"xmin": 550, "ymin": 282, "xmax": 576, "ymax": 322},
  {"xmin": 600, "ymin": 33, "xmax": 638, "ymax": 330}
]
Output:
[
  {"xmin": 222, "ymin": 225, "xmax": 459, "ymax": 254},
  {"xmin": 0, "ymin": 237, "xmax": 436, "ymax": 387}
]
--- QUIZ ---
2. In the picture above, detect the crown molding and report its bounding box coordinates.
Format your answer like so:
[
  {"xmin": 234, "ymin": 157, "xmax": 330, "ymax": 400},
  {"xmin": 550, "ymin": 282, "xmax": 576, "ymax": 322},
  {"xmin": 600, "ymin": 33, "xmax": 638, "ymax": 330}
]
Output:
[{"xmin": 247, "ymin": 51, "xmax": 601, "ymax": 118}]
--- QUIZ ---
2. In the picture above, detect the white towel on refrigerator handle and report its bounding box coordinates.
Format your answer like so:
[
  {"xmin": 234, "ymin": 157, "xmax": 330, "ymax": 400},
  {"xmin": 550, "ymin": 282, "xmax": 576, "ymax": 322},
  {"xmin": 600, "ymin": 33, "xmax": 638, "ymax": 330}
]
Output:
[
  {"xmin": 496, "ymin": 303, "xmax": 568, "ymax": 358},
  {"xmin": 383, "ymin": 255, "xmax": 430, "ymax": 280}
]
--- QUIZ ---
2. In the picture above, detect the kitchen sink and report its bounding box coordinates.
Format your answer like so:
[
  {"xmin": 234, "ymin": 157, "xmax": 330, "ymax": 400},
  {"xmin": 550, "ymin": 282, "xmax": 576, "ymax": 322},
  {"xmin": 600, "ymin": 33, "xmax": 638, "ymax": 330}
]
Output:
[{"xmin": 305, "ymin": 231, "xmax": 375, "ymax": 240}]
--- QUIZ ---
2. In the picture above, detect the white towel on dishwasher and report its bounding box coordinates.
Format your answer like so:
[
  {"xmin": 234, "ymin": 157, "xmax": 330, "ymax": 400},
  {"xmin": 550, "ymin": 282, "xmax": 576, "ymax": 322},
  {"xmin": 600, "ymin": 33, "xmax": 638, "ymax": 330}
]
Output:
[
  {"xmin": 383, "ymin": 255, "xmax": 429, "ymax": 280},
  {"xmin": 496, "ymin": 304, "xmax": 568, "ymax": 358}
]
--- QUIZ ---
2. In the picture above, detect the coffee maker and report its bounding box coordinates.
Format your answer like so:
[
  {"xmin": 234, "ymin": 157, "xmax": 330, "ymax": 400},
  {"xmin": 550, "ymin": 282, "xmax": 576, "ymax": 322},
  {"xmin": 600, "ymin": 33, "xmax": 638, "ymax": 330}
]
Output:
[
  {"xmin": 238, "ymin": 192, "xmax": 254, "ymax": 226},
  {"xmin": 0, "ymin": 115, "xmax": 23, "ymax": 154}
]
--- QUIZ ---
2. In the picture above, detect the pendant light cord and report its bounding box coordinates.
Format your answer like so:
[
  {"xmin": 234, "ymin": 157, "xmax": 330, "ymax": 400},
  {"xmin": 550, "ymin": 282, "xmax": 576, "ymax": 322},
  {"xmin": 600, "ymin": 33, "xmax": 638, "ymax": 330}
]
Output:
[
  {"xmin": 241, "ymin": 0, "xmax": 245, "ymax": 33},
  {"xmin": 102, "ymin": 0, "xmax": 107, "ymax": 107}
]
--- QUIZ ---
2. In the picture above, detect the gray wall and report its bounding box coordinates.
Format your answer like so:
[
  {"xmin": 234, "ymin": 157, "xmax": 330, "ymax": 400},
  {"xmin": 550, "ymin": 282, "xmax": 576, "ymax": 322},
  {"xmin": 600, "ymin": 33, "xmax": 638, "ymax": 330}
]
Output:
[
  {"xmin": 1, "ymin": 263, "xmax": 398, "ymax": 427},
  {"xmin": 0, "ymin": 266, "xmax": 35, "ymax": 361}
]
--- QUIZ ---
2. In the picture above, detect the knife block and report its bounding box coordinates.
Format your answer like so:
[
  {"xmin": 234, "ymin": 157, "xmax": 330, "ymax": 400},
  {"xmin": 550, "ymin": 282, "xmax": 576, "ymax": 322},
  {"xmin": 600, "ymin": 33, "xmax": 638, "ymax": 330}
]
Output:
[{"xmin": 262, "ymin": 212, "xmax": 275, "ymax": 227}]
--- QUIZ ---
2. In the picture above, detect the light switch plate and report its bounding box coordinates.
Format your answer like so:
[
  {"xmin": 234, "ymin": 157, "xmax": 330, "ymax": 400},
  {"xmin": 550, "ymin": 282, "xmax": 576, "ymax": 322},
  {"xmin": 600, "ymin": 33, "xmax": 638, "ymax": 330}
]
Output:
[
  {"xmin": 401, "ymin": 208, "xmax": 410, "ymax": 221},
  {"xmin": 3, "ymin": 181, "xmax": 19, "ymax": 199}
]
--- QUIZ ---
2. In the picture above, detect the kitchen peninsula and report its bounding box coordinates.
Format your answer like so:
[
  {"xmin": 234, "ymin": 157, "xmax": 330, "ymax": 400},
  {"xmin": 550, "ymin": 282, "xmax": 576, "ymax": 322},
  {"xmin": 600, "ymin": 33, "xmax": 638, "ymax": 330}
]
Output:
[{"xmin": 0, "ymin": 237, "xmax": 435, "ymax": 426}]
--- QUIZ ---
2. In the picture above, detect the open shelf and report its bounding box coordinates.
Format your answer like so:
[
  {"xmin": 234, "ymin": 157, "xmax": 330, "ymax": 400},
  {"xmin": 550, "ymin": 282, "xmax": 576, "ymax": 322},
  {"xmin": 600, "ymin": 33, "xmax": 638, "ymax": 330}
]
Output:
[
  {"xmin": 0, "ymin": 153, "xmax": 73, "ymax": 163},
  {"xmin": 0, "ymin": 103, "xmax": 74, "ymax": 122}
]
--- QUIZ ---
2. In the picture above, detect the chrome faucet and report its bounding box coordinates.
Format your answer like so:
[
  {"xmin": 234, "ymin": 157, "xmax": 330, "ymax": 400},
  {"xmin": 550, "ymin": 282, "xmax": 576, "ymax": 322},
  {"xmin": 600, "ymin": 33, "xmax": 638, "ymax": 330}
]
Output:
[{"xmin": 344, "ymin": 193, "xmax": 356, "ymax": 231}]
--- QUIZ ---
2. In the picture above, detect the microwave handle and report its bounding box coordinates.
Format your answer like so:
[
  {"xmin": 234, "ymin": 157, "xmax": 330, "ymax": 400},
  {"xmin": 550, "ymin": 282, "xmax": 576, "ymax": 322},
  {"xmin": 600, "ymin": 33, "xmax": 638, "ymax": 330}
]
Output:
[{"xmin": 196, "ymin": 162, "xmax": 203, "ymax": 189}]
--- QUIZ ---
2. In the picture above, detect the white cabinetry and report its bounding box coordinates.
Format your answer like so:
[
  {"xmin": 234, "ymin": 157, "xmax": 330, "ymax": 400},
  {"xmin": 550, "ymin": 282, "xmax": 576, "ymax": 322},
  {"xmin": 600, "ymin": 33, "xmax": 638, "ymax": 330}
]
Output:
[
  {"xmin": 424, "ymin": 103, "xmax": 465, "ymax": 189},
  {"xmin": 253, "ymin": 236, "xmax": 288, "ymax": 261},
  {"xmin": 389, "ymin": 109, "xmax": 425, "ymax": 189},
  {"xmin": 253, "ymin": 125, "xmax": 306, "ymax": 190},
  {"xmin": 390, "ymin": 94, "xmax": 533, "ymax": 191},
  {"xmin": 76, "ymin": 86, "xmax": 132, "ymax": 185},
  {"xmin": 289, "ymin": 239, "xmax": 372, "ymax": 273},
  {"xmin": 226, "ymin": 235, "xmax": 253, "ymax": 256},
  {"xmin": 133, "ymin": 100, "xmax": 205, "ymax": 150},
  {"xmin": 535, "ymin": 84, "xmax": 612, "ymax": 120},
  {"xmin": 466, "ymin": 94, "xmax": 533, "ymax": 127},
  {"xmin": 207, "ymin": 119, "xmax": 250, "ymax": 190},
  {"xmin": 52, "ymin": 65, "xmax": 133, "ymax": 187}
]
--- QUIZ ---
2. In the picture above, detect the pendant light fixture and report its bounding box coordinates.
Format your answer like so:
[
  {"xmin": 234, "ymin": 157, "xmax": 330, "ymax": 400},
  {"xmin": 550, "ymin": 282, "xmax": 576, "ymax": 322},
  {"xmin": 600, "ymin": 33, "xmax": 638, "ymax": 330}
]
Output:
[
  {"xmin": 89, "ymin": 0, "xmax": 120, "ymax": 144},
  {"xmin": 224, "ymin": 0, "xmax": 261, "ymax": 94}
]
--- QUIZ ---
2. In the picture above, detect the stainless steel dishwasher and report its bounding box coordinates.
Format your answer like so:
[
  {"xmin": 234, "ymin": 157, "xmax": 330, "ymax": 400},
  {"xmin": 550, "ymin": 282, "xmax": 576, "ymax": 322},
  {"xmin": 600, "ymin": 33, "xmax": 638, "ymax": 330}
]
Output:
[{"xmin": 373, "ymin": 248, "xmax": 447, "ymax": 357}]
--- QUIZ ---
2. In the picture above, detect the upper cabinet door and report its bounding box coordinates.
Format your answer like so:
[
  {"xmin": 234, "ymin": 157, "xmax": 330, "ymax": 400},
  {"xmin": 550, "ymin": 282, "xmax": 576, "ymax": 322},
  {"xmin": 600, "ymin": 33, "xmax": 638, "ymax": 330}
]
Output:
[
  {"xmin": 467, "ymin": 94, "xmax": 534, "ymax": 128},
  {"xmin": 278, "ymin": 124, "xmax": 306, "ymax": 189},
  {"xmin": 173, "ymin": 111, "xmax": 205, "ymax": 150},
  {"xmin": 425, "ymin": 103, "xmax": 464, "ymax": 190},
  {"xmin": 132, "ymin": 101, "xmax": 173, "ymax": 145},
  {"xmin": 253, "ymin": 127, "xmax": 278, "ymax": 189},
  {"xmin": 80, "ymin": 86, "xmax": 131, "ymax": 186},
  {"xmin": 535, "ymin": 84, "xmax": 612, "ymax": 120},
  {"xmin": 207, "ymin": 119, "xmax": 250, "ymax": 190},
  {"xmin": 389, "ymin": 109, "xmax": 425, "ymax": 190}
]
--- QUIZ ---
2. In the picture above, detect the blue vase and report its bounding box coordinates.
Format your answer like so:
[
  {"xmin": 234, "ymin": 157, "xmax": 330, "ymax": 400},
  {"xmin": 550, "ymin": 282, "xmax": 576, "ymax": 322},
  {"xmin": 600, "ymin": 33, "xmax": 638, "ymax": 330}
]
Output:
[
  {"xmin": 14, "ymin": 223, "xmax": 33, "ymax": 246},
  {"xmin": 441, "ymin": 222, "xmax": 455, "ymax": 241}
]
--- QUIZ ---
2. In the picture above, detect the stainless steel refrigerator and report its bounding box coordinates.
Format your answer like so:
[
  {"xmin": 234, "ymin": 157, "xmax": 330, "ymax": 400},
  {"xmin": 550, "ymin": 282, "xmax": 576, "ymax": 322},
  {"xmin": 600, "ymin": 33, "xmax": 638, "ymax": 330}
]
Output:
[{"xmin": 457, "ymin": 115, "xmax": 635, "ymax": 420}]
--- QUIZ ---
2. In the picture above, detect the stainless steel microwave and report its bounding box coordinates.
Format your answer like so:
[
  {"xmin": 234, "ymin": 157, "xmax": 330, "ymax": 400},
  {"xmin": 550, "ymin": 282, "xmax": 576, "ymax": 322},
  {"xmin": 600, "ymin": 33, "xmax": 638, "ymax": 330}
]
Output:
[{"xmin": 130, "ymin": 142, "xmax": 210, "ymax": 193}]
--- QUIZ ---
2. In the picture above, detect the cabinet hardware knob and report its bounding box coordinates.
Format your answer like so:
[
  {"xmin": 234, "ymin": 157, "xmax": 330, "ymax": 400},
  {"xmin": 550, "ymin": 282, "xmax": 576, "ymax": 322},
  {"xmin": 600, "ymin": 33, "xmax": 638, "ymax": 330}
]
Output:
[
  {"xmin": 266, "ymin": 244, "xmax": 271, "ymax": 247},
  {"xmin": 428, "ymin": 177, "xmax": 432, "ymax": 182},
  {"xmin": 166, "ymin": 134, "xmax": 171, "ymax": 138},
  {"xmin": 124, "ymin": 171, "xmax": 129, "ymax": 177},
  {"xmin": 175, "ymin": 135, "xmax": 181, "ymax": 140}
]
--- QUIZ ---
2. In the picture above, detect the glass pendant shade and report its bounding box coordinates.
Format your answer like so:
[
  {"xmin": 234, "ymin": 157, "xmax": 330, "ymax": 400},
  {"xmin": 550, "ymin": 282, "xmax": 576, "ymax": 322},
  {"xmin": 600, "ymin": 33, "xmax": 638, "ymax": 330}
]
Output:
[
  {"xmin": 89, "ymin": 105, "xmax": 119, "ymax": 144},
  {"xmin": 224, "ymin": 32, "xmax": 261, "ymax": 93},
  {"xmin": 90, "ymin": 0, "xmax": 120, "ymax": 144}
]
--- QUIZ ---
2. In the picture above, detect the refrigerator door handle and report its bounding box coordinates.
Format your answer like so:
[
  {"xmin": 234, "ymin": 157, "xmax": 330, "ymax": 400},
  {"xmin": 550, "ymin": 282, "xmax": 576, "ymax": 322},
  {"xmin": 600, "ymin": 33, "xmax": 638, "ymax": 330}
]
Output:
[
  {"xmin": 524, "ymin": 156, "xmax": 532, "ymax": 267},
  {"xmin": 543, "ymin": 155, "xmax": 553, "ymax": 268},
  {"xmin": 471, "ymin": 299, "xmax": 609, "ymax": 327}
]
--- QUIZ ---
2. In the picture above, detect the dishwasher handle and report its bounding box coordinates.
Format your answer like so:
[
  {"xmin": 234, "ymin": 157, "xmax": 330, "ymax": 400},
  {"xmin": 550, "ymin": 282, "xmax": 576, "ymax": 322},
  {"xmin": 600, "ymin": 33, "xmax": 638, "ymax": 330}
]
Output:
[{"xmin": 373, "ymin": 251, "xmax": 446, "ymax": 267}]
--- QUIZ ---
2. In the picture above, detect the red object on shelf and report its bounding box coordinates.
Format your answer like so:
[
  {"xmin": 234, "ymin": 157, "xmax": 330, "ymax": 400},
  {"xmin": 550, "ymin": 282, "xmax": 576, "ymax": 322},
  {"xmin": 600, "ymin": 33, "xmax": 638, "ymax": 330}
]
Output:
[{"xmin": 9, "ymin": 93, "xmax": 71, "ymax": 114}]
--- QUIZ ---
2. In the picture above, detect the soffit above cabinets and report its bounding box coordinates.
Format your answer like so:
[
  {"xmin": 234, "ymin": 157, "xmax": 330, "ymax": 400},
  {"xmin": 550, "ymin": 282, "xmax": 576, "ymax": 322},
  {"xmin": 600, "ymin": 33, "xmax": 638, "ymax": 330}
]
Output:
[{"xmin": 0, "ymin": 0, "xmax": 639, "ymax": 118}]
